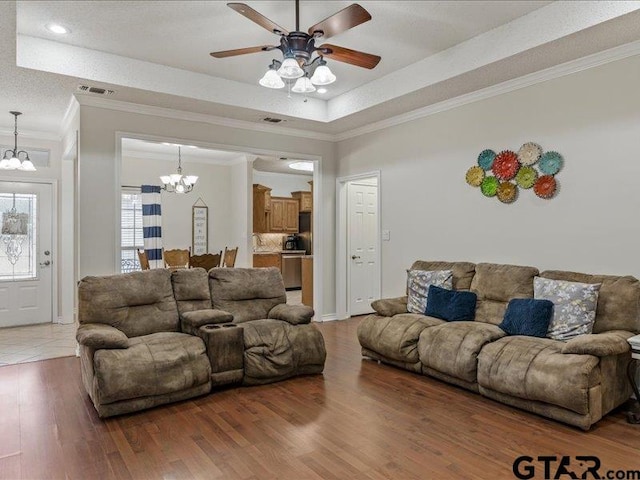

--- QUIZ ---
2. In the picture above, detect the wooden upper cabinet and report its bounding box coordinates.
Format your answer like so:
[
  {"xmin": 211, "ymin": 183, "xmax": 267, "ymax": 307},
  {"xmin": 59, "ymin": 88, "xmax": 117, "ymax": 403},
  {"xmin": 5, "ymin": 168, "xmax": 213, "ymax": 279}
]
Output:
[
  {"xmin": 292, "ymin": 191, "xmax": 312, "ymax": 213},
  {"xmin": 252, "ymin": 184, "xmax": 272, "ymax": 233},
  {"xmin": 269, "ymin": 197, "xmax": 299, "ymax": 233}
]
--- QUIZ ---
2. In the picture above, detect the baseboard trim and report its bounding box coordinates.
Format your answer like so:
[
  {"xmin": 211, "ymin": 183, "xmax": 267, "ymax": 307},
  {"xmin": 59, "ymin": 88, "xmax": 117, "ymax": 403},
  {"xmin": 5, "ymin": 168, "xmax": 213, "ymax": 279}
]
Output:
[{"xmin": 321, "ymin": 314, "xmax": 339, "ymax": 322}]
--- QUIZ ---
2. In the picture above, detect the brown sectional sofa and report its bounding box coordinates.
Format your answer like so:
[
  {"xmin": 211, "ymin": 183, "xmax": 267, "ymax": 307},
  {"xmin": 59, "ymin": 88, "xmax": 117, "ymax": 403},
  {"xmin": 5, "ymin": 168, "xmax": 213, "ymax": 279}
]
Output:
[
  {"xmin": 357, "ymin": 261, "xmax": 639, "ymax": 430},
  {"xmin": 77, "ymin": 267, "xmax": 326, "ymax": 418}
]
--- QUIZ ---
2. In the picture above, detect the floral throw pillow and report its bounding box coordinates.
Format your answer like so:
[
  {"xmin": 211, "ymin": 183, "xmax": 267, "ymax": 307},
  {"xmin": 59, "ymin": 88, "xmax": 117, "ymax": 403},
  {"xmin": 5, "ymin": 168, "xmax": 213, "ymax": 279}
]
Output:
[
  {"xmin": 533, "ymin": 277, "xmax": 601, "ymax": 341},
  {"xmin": 406, "ymin": 270, "xmax": 453, "ymax": 314}
]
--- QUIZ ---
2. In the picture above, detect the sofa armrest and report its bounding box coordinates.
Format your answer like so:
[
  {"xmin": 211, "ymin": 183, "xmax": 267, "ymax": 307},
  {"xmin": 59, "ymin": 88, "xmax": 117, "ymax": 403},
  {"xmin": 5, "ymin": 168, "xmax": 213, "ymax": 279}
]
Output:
[
  {"xmin": 181, "ymin": 309, "xmax": 234, "ymax": 335},
  {"xmin": 268, "ymin": 304, "xmax": 314, "ymax": 325},
  {"xmin": 562, "ymin": 330, "xmax": 635, "ymax": 356},
  {"xmin": 371, "ymin": 296, "xmax": 408, "ymax": 317},
  {"xmin": 76, "ymin": 324, "xmax": 128, "ymax": 349}
]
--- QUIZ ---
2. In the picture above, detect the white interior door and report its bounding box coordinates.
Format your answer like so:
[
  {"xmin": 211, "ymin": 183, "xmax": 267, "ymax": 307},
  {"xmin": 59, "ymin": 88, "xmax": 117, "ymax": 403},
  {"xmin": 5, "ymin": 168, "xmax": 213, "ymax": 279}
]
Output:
[
  {"xmin": 0, "ymin": 181, "xmax": 53, "ymax": 327},
  {"xmin": 347, "ymin": 181, "xmax": 379, "ymax": 316}
]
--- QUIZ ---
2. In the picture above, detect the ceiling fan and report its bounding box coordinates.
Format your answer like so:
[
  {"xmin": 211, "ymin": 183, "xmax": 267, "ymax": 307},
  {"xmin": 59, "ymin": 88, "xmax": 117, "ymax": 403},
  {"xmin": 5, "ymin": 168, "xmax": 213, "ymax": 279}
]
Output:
[{"xmin": 210, "ymin": 1, "xmax": 381, "ymax": 92}]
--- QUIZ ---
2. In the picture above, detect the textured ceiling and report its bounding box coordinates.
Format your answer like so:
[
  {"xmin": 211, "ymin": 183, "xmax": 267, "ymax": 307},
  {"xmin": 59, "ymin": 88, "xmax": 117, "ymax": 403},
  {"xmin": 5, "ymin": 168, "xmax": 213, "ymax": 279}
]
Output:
[{"xmin": 3, "ymin": 1, "xmax": 640, "ymax": 138}]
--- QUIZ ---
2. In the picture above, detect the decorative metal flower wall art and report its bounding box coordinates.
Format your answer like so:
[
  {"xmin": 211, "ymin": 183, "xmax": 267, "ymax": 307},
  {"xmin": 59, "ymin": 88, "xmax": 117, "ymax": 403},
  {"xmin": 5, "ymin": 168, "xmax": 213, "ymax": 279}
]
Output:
[{"xmin": 466, "ymin": 142, "xmax": 563, "ymax": 202}]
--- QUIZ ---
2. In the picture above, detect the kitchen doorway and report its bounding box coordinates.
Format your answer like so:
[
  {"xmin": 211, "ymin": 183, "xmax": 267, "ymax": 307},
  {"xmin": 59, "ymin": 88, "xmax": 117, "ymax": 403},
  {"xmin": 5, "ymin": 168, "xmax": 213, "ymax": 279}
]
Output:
[{"xmin": 336, "ymin": 172, "xmax": 381, "ymax": 319}]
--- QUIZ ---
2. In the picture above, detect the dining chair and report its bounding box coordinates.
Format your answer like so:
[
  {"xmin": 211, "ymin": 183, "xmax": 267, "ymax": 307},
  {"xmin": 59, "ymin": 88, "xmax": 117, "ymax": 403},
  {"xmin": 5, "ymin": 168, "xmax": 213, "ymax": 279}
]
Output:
[
  {"xmin": 222, "ymin": 246, "xmax": 238, "ymax": 268},
  {"xmin": 137, "ymin": 249, "xmax": 150, "ymax": 271},
  {"xmin": 189, "ymin": 251, "xmax": 222, "ymax": 271},
  {"xmin": 164, "ymin": 248, "xmax": 190, "ymax": 269}
]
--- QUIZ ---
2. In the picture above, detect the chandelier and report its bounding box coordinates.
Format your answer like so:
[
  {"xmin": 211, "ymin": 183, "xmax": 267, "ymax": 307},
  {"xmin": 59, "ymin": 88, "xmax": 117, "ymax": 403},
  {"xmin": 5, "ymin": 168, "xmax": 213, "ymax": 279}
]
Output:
[
  {"xmin": 159, "ymin": 146, "xmax": 198, "ymax": 194},
  {"xmin": 0, "ymin": 112, "xmax": 36, "ymax": 171}
]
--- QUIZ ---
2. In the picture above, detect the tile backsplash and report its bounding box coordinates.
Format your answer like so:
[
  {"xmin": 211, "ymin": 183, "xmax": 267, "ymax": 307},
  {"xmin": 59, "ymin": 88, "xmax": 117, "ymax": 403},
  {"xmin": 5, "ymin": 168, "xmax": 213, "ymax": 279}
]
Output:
[{"xmin": 253, "ymin": 233, "xmax": 287, "ymax": 252}]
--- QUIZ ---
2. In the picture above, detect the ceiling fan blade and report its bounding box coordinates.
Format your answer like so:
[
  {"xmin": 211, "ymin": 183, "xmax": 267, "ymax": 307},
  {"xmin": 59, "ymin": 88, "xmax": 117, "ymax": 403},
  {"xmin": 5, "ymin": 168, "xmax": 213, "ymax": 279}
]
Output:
[
  {"xmin": 319, "ymin": 44, "xmax": 381, "ymax": 69},
  {"xmin": 210, "ymin": 45, "xmax": 276, "ymax": 58},
  {"xmin": 308, "ymin": 4, "xmax": 371, "ymax": 39},
  {"xmin": 227, "ymin": 3, "xmax": 289, "ymax": 35}
]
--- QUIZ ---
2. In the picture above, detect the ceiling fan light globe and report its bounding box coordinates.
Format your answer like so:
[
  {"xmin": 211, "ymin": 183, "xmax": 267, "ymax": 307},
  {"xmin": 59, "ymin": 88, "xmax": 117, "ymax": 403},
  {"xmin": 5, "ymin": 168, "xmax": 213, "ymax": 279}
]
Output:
[
  {"xmin": 259, "ymin": 69, "xmax": 285, "ymax": 89},
  {"xmin": 291, "ymin": 77, "xmax": 316, "ymax": 93},
  {"xmin": 19, "ymin": 159, "xmax": 36, "ymax": 171},
  {"xmin": 310, "ymin": 64, "xmax": 336, "ymax": 85},
  {"xmin": 7, "ymin": 156, "xmax": 22, "ymax": 170},
  {"xmin": 278, "ymin": 57, "xmax": 304, "ymax": 79}
]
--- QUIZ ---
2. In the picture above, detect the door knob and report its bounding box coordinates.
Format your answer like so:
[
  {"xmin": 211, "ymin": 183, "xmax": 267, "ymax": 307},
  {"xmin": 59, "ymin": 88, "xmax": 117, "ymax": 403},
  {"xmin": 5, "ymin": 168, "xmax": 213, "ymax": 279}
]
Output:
[
  {"xmin": 40, "ymin": 260, "xmax": 51, "ymax": 267},
  {"xmin": 351, "ymin": 255, "xmax": 360, "ymax": 260}
]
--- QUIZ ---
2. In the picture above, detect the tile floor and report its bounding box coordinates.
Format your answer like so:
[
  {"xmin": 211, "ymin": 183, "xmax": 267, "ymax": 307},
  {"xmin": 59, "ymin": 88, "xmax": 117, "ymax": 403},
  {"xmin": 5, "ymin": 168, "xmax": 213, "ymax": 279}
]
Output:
[
  {"xmin": 0, "ymin": 322, "xmax": 78, "ymax": 366},
  {"xmin": 0, "ymin": 291, "xmax": 303, "ymax": 367}
]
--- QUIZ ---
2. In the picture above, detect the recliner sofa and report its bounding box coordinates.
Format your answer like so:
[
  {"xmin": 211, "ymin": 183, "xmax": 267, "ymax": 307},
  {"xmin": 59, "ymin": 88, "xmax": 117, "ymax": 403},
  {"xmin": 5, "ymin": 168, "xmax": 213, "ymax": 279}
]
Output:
[
  {"xmin": 357, "ymin": 261, "xmax": 639, "ymax": 430},
  {"xmin": 77, "ymin": 267, "xmax": 326, "ymax": 418}
]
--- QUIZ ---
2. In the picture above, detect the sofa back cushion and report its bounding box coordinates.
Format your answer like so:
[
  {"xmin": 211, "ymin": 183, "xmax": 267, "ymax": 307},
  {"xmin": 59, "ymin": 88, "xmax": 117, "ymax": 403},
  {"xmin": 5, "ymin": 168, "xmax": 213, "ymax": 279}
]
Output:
[
  {"xmin": 209, "ymin": 267, "xmax": 287, "ymax": 323},
  {"xmin": 78, "ymin": 269, "xmax": 179, "ymax": 337},
  {"xmin": 410, "ymin": 261, "xmax": 476, "ymax": 290},
  {"xmin": 171, "ymin": 268, "xmax": 212, "ymax": 315},
  {"xmin": 471, "ymin": 263, "xmax": 539, "ymax": 325},
  {"xmin": 540, "ymin": 270, "xmax": 640, "ymax": 334}
]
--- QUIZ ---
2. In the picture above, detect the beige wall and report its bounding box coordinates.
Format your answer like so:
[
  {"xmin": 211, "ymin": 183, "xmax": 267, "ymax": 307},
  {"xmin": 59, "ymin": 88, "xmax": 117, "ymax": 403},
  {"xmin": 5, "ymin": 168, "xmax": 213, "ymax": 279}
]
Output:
[
  {"xmin": 121, "ymin": 155, "xmax": 237, "ymax": 257},
  {"xmin": 78, "ymin": 106, "xmax": 337, "ymax": 316},
  {"xmin": 337, "ymin": 54, "xmax": 640, "ymax": 299}
]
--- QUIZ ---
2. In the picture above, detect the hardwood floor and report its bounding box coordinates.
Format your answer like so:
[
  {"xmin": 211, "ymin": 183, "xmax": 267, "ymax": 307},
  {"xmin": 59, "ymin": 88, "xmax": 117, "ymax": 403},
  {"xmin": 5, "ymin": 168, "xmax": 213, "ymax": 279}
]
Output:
[{"xmin": 1, "ymin": 317, "xmax": 639, "ymax": 479}]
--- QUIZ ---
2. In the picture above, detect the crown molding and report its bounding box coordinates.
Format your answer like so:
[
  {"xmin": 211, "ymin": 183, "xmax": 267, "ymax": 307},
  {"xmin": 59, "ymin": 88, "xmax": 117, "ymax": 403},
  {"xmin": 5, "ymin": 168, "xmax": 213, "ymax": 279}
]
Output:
[
  {"xmin": 252, "ymin": 169, "xmax": 313, "ymax": 179},
  {"xmin": 76, "ymin": 95, "xmax": 335, "ymax": 142},
  {"xmin": 335, "ymin": 39, "xmax": 640, "ymax": 142},
  {"xmin": 0, "ymin": 127, "xmax": 61, "ymax": 142}
]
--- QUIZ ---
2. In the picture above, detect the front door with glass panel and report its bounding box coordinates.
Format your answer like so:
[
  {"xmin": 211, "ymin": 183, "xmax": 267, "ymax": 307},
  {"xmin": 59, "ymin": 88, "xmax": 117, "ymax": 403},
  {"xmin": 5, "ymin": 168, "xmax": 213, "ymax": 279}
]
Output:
[{"xmin": 0, "ymin": 181, "xmax": 53, "ymax": 327}]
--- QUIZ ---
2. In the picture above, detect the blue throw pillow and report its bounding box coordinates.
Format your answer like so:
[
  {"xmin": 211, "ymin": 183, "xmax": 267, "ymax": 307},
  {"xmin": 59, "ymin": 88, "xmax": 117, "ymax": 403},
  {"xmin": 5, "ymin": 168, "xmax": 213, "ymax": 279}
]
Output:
[
  {"xmin": 425, "ymin": 285, "xmax": 477, "ymax": 321},
  {"xmin": 499, "ymin": 298, "xmax": 554, "ymax": 337}
]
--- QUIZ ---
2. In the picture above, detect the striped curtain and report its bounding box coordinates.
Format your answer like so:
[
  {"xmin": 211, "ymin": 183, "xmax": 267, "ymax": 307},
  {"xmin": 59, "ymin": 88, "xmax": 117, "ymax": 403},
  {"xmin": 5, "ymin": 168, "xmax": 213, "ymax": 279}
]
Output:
[{"xmin": 141, "ymin": 185, "xmax": 163, "ymax": 269}]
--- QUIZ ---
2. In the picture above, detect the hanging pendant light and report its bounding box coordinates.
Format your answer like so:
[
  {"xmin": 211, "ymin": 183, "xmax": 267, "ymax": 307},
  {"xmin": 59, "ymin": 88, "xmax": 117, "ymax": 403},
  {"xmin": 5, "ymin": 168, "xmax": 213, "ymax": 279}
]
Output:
[
  {"xmin": 159, "ymin": 146, "xmax": 198, "ymax": 194},
  {"xmin": 0, "ymin": 112, "xmax": 36, "ymax": 171}
]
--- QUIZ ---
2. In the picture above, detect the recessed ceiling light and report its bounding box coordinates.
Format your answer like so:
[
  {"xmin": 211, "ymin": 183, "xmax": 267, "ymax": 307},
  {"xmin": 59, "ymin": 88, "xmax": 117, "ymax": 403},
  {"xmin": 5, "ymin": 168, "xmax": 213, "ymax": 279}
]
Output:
[
  {"xmin": 289, "ymin": 161, "xmax": 313, "ymax": 172},
  {"xmin": 317, "ymin": 88, "xmax": 327, "ymax": 94},
  {"xmin": 46, "ymin": 23, "xmax": 70, "ymax": 34}
]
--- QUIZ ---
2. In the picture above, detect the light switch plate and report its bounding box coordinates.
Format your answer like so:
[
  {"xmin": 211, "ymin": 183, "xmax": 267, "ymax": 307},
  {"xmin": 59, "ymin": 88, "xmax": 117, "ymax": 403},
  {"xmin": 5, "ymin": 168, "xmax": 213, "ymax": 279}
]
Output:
[{"xmin": 381, "ymin": 230, "xmax": 391, "ymax": 241}]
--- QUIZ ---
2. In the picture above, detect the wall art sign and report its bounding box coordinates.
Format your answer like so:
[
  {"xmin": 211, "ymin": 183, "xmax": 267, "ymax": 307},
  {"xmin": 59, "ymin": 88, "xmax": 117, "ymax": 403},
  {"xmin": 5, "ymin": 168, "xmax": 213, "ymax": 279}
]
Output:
[
  {"xmin": 465, "ymin": 143, "xmax": 563, "ymax": 203},
  {"xmin": 192, "ymin": 204, "xmax": 208, "ymax": 255}
]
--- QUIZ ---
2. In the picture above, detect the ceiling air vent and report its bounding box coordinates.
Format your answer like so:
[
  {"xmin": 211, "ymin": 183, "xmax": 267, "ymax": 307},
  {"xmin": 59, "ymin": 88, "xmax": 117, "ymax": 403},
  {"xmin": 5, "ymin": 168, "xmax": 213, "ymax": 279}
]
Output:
[
  {"xmin": 77, "ymin": 85, "xmax": 116, "ymax": 96},
  {"xmin": 262, "ymin": 117, "xmax": 284, "ymax": 123}
]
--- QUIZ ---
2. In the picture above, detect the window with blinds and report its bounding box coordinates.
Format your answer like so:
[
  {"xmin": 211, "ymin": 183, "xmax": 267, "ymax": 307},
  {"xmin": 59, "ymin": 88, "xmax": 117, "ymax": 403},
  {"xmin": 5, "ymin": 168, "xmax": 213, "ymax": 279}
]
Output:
[{"xmin": 121, "ymin": 189, "xmax": 143, "ymax": 273}]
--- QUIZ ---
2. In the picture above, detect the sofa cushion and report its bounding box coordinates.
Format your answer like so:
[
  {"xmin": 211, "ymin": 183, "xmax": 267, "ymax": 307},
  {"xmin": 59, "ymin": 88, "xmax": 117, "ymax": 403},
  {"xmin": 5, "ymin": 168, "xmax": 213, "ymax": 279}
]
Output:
[
  {"xmin": 407, "ymin": 269, "xmax": 453, "ymax": 314},
  {"xmin": 425, "ymin": 285, "xmax": 477, "ymax": 321},
  {"xmin": 79, "ymin": 269, "xmax": 179, "ymax": 337},
  {"xmin": 357, "ymin": 313, "xmax": 445, "ymax": 363},
  {"xmin": 93, "ymin": 332, "xmax": 211, "ymax": 404},
  {"xmin": 499, "ymin": 298, "xmax": 554, "ymax": 338},
  {"xmin": 477, "ymin": 336, "xmax": 600, "ymax": 415},
  {"xmin": 171, "ymin": 268, "xmax": 212, "ymax": 315},
  {"xmin": 540, "ymin": 270, "xmax": 640, "ymax": 334},
  {"xmin": 471, "ymin": 263, "xmax": 539, "ymax": 302},
  {"xmin": 418, "ymin": 322, "xmax": 505, "ymax": 383},
  {"xmin": 209, "ymin": 267, "xmax": 286, "ymax": 323},
  {"xmin": 410, "ymin": 261, "xmax": 476, "ymax": 290},
  {"xmin": 534, "ymin": 277, "xmax": 600, "ymax": 341}
]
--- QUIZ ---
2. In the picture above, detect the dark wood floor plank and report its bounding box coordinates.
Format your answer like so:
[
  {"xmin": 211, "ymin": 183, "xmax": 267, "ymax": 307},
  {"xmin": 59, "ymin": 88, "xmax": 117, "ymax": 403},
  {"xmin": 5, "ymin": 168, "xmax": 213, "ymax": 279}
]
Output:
[{"xmin": 1, "ymin": 317, "xmax": 640, "ymax": 480}]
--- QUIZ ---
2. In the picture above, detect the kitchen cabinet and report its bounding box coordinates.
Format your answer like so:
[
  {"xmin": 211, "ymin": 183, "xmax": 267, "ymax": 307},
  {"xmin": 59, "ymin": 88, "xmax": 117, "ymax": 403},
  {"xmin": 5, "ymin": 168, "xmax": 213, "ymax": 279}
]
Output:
[
  {"xmin": 253, "ymin": 253, "xmax": 281, "ymax": 270},
  {"xmin": 291, "ymin": 191, "xmax": 312, "ymax": 213},
  {"xmin": 252, "ymin": 184, "xmax": 272, "ymax": 233},
  {"xmin": 269, "ymin": 198, "xmax": 299, "ymax": 233},
  {"xmin": 301, "ymin": 256, "xmax": 313, "ymax": 307}
]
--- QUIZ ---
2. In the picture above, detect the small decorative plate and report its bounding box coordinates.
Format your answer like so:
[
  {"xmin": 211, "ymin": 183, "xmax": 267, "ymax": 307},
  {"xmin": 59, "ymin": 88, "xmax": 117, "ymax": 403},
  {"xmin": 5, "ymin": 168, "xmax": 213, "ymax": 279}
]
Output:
[
  {"xmin": 497, "ymin": 182, "xmax": 517, "ymax": 204},
  {"xmin": 481, "ymin": 176, "xmax": 499, "ymax": 197},
  {"xmin": 539, "ymin": 151, "xmax": 563, "ymax": 175},
  {"xmin": 517, "ymin": 142, "xmax": 542, "ymax": 166},
  {"xmin": 477, "ymin": 149, "xmax": 496, "ymax": 170},
  {"xmin": 515, "ymin": 166, "xmax": 538, "ymax": 189},
  {"xmin": 534, "ymin": 175, "xmax": 557, "ymax": 199},
  {"xmin": 492, "ymin": 150, "xmax": 520, "ymax": 180},
  {"xmin": 465, "ymin": 166, "xmax": 485, "ymax": 187}
]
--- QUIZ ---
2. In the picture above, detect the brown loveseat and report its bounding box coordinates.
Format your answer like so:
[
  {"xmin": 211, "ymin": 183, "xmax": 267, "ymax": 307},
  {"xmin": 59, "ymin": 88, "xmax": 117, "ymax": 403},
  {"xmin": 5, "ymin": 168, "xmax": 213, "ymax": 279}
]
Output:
[
  {"xmin": 357, "ymin": 261, "xmax": 639, "ymax": 430},
  {"xmin": 77, "ymin": 267, "xmax": 326, "ymax": 418}
]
